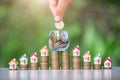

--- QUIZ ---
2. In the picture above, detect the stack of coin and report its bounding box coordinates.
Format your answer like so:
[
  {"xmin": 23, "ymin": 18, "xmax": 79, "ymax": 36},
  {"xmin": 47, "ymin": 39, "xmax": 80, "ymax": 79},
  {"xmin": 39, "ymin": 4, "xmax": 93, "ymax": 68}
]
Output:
[
  {"xmin": 93, "ymin": 64, "xmax": 102, "ymax": 69},
  {"xmin": 72, "ymin": 56, "xmax": 80, "ymax": 70},
  {"xmin": 62, "ymin": 51, "xmax": 70, "ymax": 70},
  {"xmin": 50, "ymin": 51, "xmax": 60, "ymax": 70},
  {"xmin": 104, "ymin": 66, "xmax": 112, "ymax": 69},
  {"xmin": 40, "ymin": 56, "xmax": 49, "ymax": 70},
  {"xmin": 30, "ymin": 63, "xmax": 38, "ymax": 70},
  {"xmin": 82, "ymin": 62, "xmax": 91, "ymax": 69},
  {"xmin": 20, "ymin": 65, "xmax": 28, "ymax": 70}
]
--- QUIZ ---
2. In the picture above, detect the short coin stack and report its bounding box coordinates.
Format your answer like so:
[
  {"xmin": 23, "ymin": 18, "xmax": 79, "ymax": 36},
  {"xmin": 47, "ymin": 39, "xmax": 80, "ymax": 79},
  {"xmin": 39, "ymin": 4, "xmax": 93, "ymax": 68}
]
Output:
[
  {"xmin": 30, "ymin": 63, "xmax": 38, "ymax": 70},
  {"xmin": 20, "ymin": 65, "xmax": 28, "ymax": 70},
  {"xmin": 40, "ymin": 56, "xmax": 49, "ymax": 70},
  {"xmin": 72, "ymin": 56, "xmax": 80, "ymax": 70},
  {"xmin": 93, "ymin": 64, "xmax": 102, "ymax": 69},
  {"xmin": 62, "ymin": 51, "xmax": 70, "ymax": 70},
  {"xmin": 50, "ymin": 51, "xmax": 60, "ymax": 70},
  {"xmin": 82, "ymin": 62, "xmax": 91, "ymax": 69}
]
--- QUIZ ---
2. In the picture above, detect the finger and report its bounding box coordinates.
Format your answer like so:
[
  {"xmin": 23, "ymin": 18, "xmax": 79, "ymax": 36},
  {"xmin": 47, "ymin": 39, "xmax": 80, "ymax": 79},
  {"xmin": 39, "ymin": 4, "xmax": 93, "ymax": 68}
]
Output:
[
  {"xmin": 49, "ymin": 0, "xmax": 58, "ymax": 7},
  {"xmin": 55, "ymin": 0, "xmax": 67, "ymax": 22},
  {"xmin": 49, "ymin": 0, "xmax": 58, "ymax": 17},
  {"xmin": 68, "ymin": 0, "xmax": 74, "ymax": 6}
]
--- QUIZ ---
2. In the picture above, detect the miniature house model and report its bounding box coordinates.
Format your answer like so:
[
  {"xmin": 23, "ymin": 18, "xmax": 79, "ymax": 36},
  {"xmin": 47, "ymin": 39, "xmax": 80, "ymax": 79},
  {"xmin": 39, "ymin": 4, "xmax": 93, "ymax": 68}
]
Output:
[
  {"xmin": 94, "ymin": 53, "xmax": 101, "ymax": 64},
  {"xmin": 82, "ymin": 51, "xmax": 91, "ymax": 62},
  {"xmin": 30, "ymin": 52, "xmax": 38, "ymax": 63},
  {"xmin": 72, "ymin": 45, "xmax": 80, "ymax": 56},
  {"xmin": 104, "ymin": 57, "xmax": 112, "ymax": 68},
  {"xmin": 40, "ymin": 46, "xmax": 49, "ymax": 56},
  {"xmin": 19, "ymin": 54, "xmax": 28, "ymax": 65},
  {"xmin": 8, "ymin": 58, "xmax": 19, "ymax": 70}
]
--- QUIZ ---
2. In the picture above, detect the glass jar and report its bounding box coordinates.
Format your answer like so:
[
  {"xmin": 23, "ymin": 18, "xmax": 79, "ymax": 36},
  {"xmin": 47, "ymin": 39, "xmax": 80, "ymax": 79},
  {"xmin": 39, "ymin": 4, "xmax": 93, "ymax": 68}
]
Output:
[{"xmin": 48, "ymin": 30, "xmax": 70, "ymax": 51}]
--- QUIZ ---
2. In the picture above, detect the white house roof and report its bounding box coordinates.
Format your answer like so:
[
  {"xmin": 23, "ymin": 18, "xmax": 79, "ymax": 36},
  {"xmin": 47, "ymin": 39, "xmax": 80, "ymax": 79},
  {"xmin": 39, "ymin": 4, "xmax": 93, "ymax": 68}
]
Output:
[
  {"xmin": 72, "ymin": 45, "xmax": 80, "ymax": 51},
  {"xmin": 40, "ymin": 46, "xmax": 49, "ymax": 52},
  {"xmin": 8, "ymin": 58, "xmax": 19, "ymax": 64},
  {"xmin": 19, "ymin": 54, "xmax": 28, "ymax": 60},
  {"xmin": 30, "ymin": 52, "xmax": 38, "ymax": 58},
  {"xmin": 94, "ymin": 53, "xmax": 101, "ymax": 59},
  {"xmin": 82, "ymin": 51, "xmax": 91, "ymax": 57},
  {"xmin": 104, "ymin": 57, "xmax": 112, "ymax": 62}
]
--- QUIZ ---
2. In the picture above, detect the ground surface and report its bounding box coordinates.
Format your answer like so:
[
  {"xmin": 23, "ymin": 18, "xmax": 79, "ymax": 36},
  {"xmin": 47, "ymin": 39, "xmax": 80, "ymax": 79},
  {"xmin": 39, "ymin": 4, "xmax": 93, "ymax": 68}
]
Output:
[{"xmin": 0, "ymin": 67, "xmax": 120, "ymax": 80}]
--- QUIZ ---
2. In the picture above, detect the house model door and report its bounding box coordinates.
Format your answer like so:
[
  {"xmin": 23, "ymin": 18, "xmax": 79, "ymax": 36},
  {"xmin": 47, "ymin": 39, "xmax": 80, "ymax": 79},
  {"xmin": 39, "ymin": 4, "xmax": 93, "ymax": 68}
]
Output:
[
  {"xmin": 34, "ymin": 58, "xmax": 36, "ymax": 62},
  {"xmin": 108, "ymin": 62, "xmax": 110, "ymax": 67},
  {"xmin": 44, "ymin": 51, "xmax": 46, "ymax": 56},
  {"xmin": 24, "ymin": 60, "xmax": 26, "ymax": 64},
  {"xmin": 13, "ymin": 64, "xmax": 15, "ymax": 69},
  {"xmin": 76, "ymin": 51, "xmax": 79, "ymax": 56},
  {"xmin": 98, "ymin": 59, "xmax": 100, "ymax": 63},
  {"xmin": 87, "ymin": 57, "xmax": 89, "ymax": 61}
]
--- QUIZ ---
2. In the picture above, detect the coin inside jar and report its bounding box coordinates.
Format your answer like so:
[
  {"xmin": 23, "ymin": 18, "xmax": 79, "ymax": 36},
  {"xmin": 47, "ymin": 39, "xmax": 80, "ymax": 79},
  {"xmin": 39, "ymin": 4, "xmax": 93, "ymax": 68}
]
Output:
[
  {"xmin": 55, "ymin": 21, "xmax": 64, "ymax": 29},
  {"xmin": 48, "ymin": 30, "xmax": 69, "ymax": 51}
]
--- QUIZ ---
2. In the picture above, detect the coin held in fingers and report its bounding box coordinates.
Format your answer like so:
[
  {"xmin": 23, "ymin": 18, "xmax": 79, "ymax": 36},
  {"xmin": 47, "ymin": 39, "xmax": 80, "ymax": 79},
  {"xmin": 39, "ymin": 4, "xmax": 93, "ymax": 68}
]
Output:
[{"xmin": 55, "ymin": 21, "xmax": 64, "ymax": 29}]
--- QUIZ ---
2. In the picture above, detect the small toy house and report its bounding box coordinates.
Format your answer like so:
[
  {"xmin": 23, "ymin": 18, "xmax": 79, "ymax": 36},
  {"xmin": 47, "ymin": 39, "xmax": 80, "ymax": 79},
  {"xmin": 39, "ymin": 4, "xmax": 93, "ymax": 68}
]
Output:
[
  {"xmin": 30, "ymin": 52, "xmax": 39, "ymax": 63},
  {"xmin": 19, "ymin": 54, "xmax": 28, "ymax": 65},
  {"xmin": 82, "ymin": 51, "xmax": 91, "ymax": 62},
  {"xmin": 72, "ymin": 45, "xmax": 80, "ymax": 56},
  {"xmin": 94, "ymin": 53, "xmax": 101, "ymax": 64},
  {"xmin": 104, "ymin": 57, "xmax": 112, "ymax": 68},
  {"xmin": 8, "ymin": 58, "xmax": 19, "ymax": 70},
  {"xmin": 40, "ymin": 46, "xmax": 49, "ymax": 56}
]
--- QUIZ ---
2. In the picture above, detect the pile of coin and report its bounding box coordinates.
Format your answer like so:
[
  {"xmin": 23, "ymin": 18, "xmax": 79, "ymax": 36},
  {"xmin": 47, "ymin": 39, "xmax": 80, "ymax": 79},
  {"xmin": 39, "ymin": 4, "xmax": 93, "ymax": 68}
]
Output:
[
  {"xmin": 104, "ymin": 67, "xmax": 112, "ymax": 69},
  {"xmin": 93, "ymin": 64, "xmax": 102, "ymax": 69},
  {"xmin": 50, "ymin": 51, "xmax": 60, "ymax": 70},
  {"xmin": 49, "ymin": 30, "xmax": 69, "ymax": 51},
  {"xmin": 82, "ymin": 62, "xmax": 91, "ymax": 69},
  {"xmin": 30, "ymin": 63, "xmax": 38, "ymax": 70},
  {"xmin": 20, "ymin": 65, "xmax": 28, "ymax": 70},
  {"xmin": 62, "ymin": 51, "xmax": 70, "ymax": 70},
  {"xmin": 72, "ymin": 56, "xmax": 80, "ymax": 70},
  {"xmin": 40, "ymin": 56, "xmax": 49, "ymax": 70}
]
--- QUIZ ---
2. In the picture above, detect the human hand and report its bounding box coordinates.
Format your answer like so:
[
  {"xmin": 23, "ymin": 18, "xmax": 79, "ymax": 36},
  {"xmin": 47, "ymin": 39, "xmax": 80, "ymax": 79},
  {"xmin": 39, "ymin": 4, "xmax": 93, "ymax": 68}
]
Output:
[{"xmin": 49, "ymin": 0, "xmax": 73, "ymax": 22}]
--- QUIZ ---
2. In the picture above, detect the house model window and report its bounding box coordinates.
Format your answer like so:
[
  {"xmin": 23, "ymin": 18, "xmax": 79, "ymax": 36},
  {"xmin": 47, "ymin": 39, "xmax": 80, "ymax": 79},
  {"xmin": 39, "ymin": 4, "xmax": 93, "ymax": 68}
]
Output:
[
  {"xmin": 105, "ymin": 63, "xmax": 107, "ymax": 65},
  {"xmin": 10, "ymin": 64, "xmax": 12, "ymax": 67},
  {"xmin": 85, "ymin": 57, "xmax": 89, "ymax": 60},
  {"xmin": 32, "ymin": 58, "xmax": 34, "ymax": 61},
  {"xmin": 95, "ymin": 60, "xmax": 98, "ymax": 63}
]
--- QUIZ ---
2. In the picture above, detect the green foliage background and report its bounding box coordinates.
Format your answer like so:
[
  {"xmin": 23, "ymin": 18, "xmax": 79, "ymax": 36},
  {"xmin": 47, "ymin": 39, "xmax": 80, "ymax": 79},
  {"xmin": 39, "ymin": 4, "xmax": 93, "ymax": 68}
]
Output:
[{"xmin": 0, "ymin": 0, "xmax": 120, "ymax": 67}]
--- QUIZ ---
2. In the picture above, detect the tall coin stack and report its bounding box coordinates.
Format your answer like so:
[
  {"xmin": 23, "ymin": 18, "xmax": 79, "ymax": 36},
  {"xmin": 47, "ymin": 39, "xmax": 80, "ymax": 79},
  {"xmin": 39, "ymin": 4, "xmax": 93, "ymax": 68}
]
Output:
[
  {"xmin": 82, "ymin": 51, "xmax": 91, "ymax": 69},
  {"xmin": 19, "ymin": 54, "xmax": 28, "ymax": 70},
  {"xmin": 93, "ymin": 53, "xmax": 102, "ymax": 69},
  {"xmin": 72, "ymin": 45, "xmax": 81, "ymax": 70},
  {"xmin": 40, "ymin": 46, "xmax": 49, "ymax": 70},
  {"xmin": 50, "ymin": 51, "xmax": 60, "ymax": 70},
  {"xmin": 62, "ymin": 51, "xmax": 70, "ymax": 70},
  {"xmin": 30, "ymin": 52, "xmax": 39, "ymax": 70}
]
